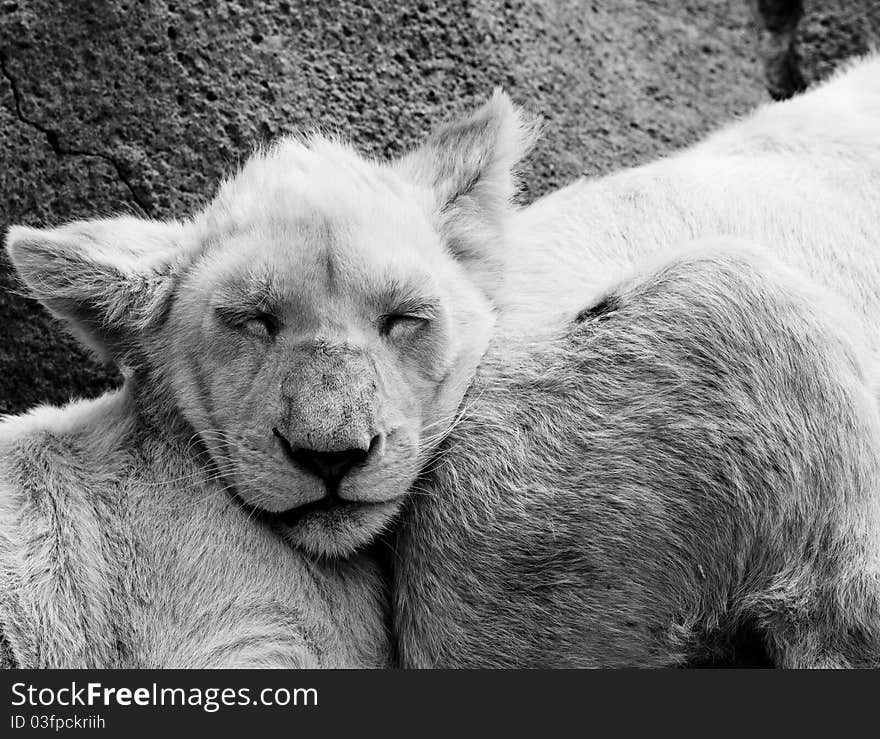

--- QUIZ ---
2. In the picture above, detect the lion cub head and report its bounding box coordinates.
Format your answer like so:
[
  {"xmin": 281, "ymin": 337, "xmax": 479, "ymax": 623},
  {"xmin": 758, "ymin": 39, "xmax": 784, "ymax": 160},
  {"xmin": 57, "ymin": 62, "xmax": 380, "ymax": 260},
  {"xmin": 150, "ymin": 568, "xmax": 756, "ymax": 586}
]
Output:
[{"xmin": 5, "ymin": 91, "xmax": 538, "ymax": 557}]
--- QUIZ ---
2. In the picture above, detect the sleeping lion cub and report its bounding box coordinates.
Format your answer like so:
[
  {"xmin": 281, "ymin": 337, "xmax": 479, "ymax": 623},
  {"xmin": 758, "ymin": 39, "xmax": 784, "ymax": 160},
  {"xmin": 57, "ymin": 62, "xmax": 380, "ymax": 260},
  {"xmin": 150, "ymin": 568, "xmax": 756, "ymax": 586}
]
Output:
[
  {"xmin": 4, "ymin": 91, "xmax": 529, "ymax": 560},
  {"xmin": 0, "ymin": 90, "xmax": 532, "ymax": 666},
  {"xmin": 5, "ymin": 55, "xmax": 880, "ymax": 667}
]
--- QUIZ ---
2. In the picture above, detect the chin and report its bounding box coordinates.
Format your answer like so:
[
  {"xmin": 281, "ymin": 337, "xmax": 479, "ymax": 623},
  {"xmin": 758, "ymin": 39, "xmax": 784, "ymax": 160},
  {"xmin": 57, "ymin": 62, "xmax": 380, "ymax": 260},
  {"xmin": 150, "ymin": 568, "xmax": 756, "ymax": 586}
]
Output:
[{"xmin": 276, "ymin": 497, "xmax": 404, "ymax": 558}]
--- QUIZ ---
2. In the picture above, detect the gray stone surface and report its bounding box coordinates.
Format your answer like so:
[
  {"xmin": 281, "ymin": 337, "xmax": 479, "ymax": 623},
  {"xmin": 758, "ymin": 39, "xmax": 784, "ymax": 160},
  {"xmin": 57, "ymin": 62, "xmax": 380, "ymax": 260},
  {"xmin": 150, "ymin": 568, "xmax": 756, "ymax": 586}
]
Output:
[{"xmin": 1, "ymin": 0, "xmax": 878, "ymax": 414}]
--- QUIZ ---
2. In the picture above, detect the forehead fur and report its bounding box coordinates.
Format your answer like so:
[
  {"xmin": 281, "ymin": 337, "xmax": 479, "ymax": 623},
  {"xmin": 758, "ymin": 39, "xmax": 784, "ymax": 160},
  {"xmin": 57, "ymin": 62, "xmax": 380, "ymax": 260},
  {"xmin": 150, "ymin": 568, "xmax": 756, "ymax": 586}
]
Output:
[{"xmin": 197, "ymin": 136, "xmax": 431, "ymax": 243}]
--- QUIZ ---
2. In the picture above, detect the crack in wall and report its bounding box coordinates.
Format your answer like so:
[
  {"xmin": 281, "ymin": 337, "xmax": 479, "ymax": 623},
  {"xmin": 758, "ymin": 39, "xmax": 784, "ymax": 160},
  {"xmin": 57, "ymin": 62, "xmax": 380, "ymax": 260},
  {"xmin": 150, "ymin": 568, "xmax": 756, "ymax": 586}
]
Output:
[{"xmin": 0, "ymin": 53, "xmax": 153, "ymax": 216}]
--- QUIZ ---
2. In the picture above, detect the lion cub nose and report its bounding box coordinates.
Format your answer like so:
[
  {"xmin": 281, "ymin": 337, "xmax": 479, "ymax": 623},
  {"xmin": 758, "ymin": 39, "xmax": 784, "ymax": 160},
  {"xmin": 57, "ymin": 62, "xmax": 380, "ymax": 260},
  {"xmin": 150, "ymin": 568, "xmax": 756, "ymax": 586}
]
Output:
[
  {"xmin": 273, "ymin": 429, "xmax": 382, "ymax": 490},
  {"xmin": 292, "ymin": 447, "xmax": 368, "ymax": 488}
]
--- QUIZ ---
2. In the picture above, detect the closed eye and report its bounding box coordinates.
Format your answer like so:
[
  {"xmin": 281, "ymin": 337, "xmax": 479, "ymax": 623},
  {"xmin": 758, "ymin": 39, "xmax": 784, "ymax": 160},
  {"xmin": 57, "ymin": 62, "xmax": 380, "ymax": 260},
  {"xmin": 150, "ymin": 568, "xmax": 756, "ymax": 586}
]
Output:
[
  {"xmin": 379, "ymin": 313, "xmax": 430, "ymax": 337},
  {"xmin": 242, "ymin": 313, "xmax": 279, "ymax": 339},
  {"xmin": 216, "ymin": 306, "xmax": 279, "ymax": 339}
]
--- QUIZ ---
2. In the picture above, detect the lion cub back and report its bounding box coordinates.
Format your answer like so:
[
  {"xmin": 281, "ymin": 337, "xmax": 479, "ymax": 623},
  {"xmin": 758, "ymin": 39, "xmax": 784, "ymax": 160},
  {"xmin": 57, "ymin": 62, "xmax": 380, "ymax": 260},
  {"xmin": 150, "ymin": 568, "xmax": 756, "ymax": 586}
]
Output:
[{"xmin": 394, "ymin": 243, "xmax": 880, "ymax": 667}]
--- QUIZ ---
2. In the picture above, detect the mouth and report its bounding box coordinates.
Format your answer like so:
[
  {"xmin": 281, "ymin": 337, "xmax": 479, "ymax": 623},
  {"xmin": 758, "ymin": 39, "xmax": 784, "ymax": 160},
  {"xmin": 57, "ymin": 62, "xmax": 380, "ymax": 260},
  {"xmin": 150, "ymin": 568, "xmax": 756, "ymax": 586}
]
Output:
[
  {"xmin": 274, "ymin": 494, "xmax": 390, "ymax": 528},
  {"xmin": 223, "ymin": 479, "xmax": 403, "ymax": 556}
]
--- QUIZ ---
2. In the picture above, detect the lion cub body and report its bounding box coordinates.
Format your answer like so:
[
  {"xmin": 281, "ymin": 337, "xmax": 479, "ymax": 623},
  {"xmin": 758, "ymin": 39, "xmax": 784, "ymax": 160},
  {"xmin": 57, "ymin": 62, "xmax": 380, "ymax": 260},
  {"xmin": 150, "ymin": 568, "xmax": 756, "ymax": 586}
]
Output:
[
  {"xmin": 393, "ymin": 56, "xmax": 880, "ymax": 667},
  {"xmin": 395, "ymin": 246, "xmax": 880, "ymax": 667},
  {"xmin": 0, "ymin": 391, "xmax": 388, "ymax": 668}
]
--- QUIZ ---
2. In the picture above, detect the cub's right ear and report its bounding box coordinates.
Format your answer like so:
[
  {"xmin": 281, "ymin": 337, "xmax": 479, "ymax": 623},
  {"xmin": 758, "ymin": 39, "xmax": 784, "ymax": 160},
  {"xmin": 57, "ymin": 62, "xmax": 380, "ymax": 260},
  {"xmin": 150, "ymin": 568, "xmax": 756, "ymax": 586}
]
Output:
[{"xmin": 5, "ymin": 216, "xmax": 190, "ymax": 362}]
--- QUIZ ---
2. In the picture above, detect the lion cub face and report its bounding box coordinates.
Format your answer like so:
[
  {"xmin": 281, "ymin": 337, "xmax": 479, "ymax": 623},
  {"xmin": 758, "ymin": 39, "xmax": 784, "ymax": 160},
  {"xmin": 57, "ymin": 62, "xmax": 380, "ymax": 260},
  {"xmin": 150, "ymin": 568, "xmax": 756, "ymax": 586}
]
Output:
[
  {"xmin": 5, "ymin": 91, "xmax": 537, "ymax": 557},
  {"xmin": 167, "ymin": 145, "xmax": 500, "ymax": 556}
]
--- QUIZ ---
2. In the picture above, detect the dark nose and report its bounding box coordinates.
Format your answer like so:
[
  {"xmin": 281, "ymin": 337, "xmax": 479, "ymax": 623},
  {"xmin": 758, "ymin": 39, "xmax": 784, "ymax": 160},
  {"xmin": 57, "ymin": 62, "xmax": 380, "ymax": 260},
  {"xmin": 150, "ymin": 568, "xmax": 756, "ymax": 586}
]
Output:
[
  {"xmin": 273, "ymin": 429, "xmax": 378, "ymax": 489},
  {"xmin": 291, "ymin": 447, "xmax": 369, "ymax": 487}
]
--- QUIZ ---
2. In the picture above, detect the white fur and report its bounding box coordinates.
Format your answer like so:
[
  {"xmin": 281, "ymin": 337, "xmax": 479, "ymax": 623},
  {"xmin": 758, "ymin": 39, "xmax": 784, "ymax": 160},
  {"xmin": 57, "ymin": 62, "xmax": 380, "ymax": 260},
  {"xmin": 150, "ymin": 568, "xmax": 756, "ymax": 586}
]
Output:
[
  {"xmin": 393, "ymin": 54, "xmax": 880, "ymax": 667},
  {"xmin": 5, "ymin": 53, "xmax": 880, "ymax": 668},
  {"xmin": 502, "ymin": 54, "xmax": 880, "ymax": 354},
  {"xmin": 0, "ymin": 88, "xmax": 539, "ymax": 665},
  {"xmin": 0, "ymin": 391, "xmax": 389, "ymax": 668}
]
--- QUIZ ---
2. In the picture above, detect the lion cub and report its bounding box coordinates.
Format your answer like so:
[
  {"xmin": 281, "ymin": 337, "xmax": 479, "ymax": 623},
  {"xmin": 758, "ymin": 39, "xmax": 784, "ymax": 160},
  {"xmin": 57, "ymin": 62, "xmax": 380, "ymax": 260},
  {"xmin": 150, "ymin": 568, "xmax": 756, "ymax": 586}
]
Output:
[{"xmin": 1, "ymin": 91, "xmax": 537, "ymax": 665}]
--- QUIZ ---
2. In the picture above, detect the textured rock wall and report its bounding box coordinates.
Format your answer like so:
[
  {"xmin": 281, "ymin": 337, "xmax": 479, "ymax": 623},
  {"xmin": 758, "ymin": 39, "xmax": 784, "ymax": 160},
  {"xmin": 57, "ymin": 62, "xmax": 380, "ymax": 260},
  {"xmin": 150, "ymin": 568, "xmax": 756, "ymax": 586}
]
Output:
[{"xmin": 1, "ymin": 0, "xmax": 878, "ymax": 414}]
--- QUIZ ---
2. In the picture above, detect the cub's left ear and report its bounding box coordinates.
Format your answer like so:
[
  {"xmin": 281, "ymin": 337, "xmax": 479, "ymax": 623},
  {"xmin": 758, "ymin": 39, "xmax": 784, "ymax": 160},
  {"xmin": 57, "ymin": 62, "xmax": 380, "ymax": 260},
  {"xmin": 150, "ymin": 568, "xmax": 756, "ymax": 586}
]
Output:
[
  {"xmin": 5, "ymin": 216, "xmax": 189, "ymax": 363},
  {"xmin": 395, "ymin": 89, "xmax": 540, "ymax": 295}
]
